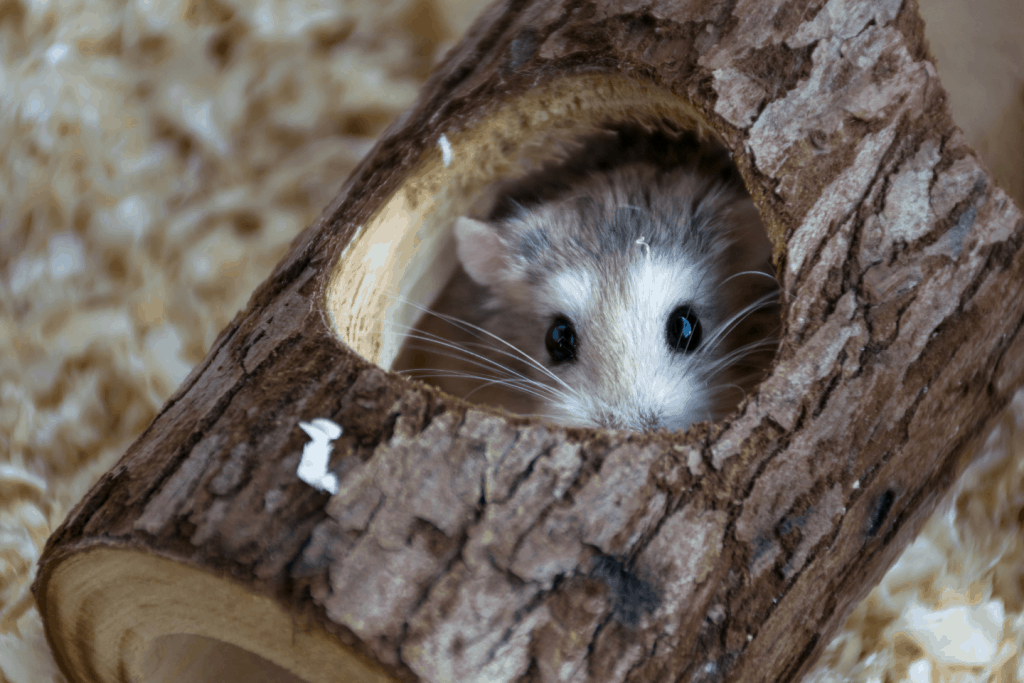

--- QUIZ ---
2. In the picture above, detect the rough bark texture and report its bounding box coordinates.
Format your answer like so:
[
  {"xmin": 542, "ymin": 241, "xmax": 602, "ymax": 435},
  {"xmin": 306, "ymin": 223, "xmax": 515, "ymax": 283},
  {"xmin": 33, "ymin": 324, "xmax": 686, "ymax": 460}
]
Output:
[{"xmin": 34, "ymin": 0, "xmax": 1024, "ymax": 682}]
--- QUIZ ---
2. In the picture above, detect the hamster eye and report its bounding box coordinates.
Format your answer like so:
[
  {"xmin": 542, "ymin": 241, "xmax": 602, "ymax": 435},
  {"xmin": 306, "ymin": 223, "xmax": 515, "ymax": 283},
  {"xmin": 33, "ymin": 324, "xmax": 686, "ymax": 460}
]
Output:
[
  {"xmin": 667, "ymin": 306, "xmax": 702, "ymax": 353},
  {"xmin": 545, "ymin": 317, "xmax": 577, "ymax": 363}
]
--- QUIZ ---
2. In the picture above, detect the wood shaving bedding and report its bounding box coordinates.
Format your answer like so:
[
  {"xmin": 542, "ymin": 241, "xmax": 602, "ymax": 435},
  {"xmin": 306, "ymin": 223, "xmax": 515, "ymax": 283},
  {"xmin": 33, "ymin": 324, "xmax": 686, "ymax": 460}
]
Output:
[{"xmin": 0, "ymin": 0, "xmax": 1021, "ymax": 681}]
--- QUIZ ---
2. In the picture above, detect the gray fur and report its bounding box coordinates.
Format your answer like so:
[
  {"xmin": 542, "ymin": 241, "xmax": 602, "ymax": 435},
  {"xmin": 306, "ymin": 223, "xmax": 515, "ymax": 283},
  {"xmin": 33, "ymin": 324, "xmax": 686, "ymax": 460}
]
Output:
[{"xmin": 452, "ymin": 127, "xmax": 780, "ymax": 432}]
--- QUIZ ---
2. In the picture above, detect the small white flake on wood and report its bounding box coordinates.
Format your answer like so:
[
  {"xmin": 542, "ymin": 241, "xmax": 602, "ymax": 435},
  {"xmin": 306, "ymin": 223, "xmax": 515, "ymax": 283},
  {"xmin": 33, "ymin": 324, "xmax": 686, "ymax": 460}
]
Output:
[
  {"xmin": 297, "ymin": 418, "xmax": 342, "ymax": 495},
  {"xmin": 438, "ymin": 134, "xmax": 453, "ymax": 167}
]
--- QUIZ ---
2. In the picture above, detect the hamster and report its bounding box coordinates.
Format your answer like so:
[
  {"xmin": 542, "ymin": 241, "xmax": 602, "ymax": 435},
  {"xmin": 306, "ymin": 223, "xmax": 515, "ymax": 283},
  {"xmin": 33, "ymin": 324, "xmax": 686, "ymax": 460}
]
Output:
[{"xmin": 399, "ymin": 124, "xmax": 780, "ymax": 432}]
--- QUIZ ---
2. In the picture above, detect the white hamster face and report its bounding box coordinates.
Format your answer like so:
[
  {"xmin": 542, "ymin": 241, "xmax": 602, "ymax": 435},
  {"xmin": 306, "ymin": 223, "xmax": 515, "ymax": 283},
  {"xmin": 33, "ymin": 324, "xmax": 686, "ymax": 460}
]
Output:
[
  {"xmin": 453, "ymin": 137, "xmax": 779, "ymax": 433},
  {"xmin": 534, "ymin": 257, "xmax": 727, "ymax": 431}
]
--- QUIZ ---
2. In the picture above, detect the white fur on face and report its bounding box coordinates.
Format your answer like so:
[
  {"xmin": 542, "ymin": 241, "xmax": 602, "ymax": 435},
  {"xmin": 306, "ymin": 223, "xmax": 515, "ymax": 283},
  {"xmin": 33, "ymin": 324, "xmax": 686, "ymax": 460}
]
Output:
[
  {"xmin": 550, "ymin": 270, "xmax": 594, "ymax": 322},
  {"xmin": 467, "ymin": 147, "xmax": 778, "ymax": 432},
  {"xmin": 539, "ymin": 255, "xmax": 726, "ymax": 432}
]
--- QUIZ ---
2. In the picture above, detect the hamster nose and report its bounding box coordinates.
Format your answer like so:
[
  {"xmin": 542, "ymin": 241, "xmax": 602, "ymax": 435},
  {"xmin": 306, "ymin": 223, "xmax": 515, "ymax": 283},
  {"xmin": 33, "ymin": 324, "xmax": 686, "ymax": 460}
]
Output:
[
  {"xmin": 635, "ymin": 412, "xmax": 661, "ymax": 432},
  {"xmin": 596, "ymin": 411, "xmax": 625, "ymax": 429},
  {"xmin": 595, "ymin": 411, "xmax": 660, "ymax": 432}
]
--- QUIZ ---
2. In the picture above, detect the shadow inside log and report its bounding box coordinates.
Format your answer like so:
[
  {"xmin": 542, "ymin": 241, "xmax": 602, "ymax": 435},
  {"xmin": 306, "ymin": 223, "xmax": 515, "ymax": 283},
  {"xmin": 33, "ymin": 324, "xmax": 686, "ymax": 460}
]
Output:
[
  {"xmin": 390, "ymin": 123, "xmax": 783, "ymax": 431},
  {"xmin": 323, "ymin": 75, "xmax": 782, "ymax": 432}
]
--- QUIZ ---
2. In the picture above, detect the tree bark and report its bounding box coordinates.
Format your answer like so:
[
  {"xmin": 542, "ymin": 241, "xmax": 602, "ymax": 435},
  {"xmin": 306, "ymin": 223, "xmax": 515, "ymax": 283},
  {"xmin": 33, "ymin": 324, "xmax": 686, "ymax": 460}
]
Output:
[{"xmin": 33, "ymin": 0, "xmax": 1024, "ymax": 682}]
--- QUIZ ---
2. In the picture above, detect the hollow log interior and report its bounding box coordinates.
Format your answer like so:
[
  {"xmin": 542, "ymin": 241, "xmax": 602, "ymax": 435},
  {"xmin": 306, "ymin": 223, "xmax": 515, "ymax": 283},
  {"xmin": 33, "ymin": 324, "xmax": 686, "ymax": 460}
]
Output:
[{"xmin": 325, "ymin": 75, "xmax": 716, "ymax": 371}]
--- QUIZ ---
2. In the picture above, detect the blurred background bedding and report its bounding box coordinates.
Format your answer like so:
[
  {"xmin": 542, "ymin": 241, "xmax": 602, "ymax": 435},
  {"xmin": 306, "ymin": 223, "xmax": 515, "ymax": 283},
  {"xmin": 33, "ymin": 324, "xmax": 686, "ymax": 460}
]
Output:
[{"xmin": 1, "ymin": 0, "xmax": 1023, "ymax": 681}]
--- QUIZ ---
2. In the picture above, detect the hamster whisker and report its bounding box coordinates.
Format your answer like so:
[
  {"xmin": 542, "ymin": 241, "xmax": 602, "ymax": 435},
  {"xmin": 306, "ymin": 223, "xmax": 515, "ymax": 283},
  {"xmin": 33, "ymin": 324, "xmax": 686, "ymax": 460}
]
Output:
[
  {"xmin": 711, "ymin": 383, "xmax": 747, "ymax": 402},
  {"xmin": 400, "ymin": 368, "xmax": 566, "ymax": 404},
  {"xmin": 388, "ymin": 320, "xmax": 570, "ymax": 399},
  {"xmin": 389, "ymin": 332, "xmax": 564, "ymax": 402},
  {"xmin": 704, "ymin": 334, "xmax": 780, "ymax": 365},
  {"xmin": 461, "ymin": 376, "xmax": 570, "ymax": 404},
  {"xmin": 697, "ymin": 292, "xmax": 780, "ymax": 355},
  {"xmin": 702, "ymin": 365, "xmax": 784, "ymax": 414},
  {"xmin": 389, "ymin": 296, "xmax": 582, "ymax": 399},
  {"xmin": 386, "ymin": 317, "xmax": 579, "ymax": 406},
  {"xmin": 720, "ymin": 270, "xmax": 781, "ymax": 286},
  {"xmin": 697, "ymin": 339, "xmax": 780, "ymax": 379},
  {"xmin": 715, "ymin": 331, "xmax": 780, "ymax": 362},
  {"xmin": 664, "ymin": 334, "xmax": 776, "ymax": 397},
  {"xmin": 397, "ymin": 349, "xmax": 567, "ymax": 402}
]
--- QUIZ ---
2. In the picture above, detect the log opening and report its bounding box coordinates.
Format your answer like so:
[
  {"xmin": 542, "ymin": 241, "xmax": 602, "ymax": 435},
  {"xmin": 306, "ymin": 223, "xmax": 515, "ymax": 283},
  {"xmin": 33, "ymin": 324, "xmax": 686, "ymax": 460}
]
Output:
[{"xmin": 325, "ymin": 74, "xmax": 724, "ymax": 372}]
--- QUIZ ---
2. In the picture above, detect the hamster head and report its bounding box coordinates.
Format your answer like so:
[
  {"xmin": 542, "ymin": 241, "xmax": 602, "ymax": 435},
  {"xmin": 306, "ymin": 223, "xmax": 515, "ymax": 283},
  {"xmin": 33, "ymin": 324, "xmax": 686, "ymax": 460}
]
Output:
[{"xmin": 454, "ymin": 161, "xmax": 778, "ymax": 432}]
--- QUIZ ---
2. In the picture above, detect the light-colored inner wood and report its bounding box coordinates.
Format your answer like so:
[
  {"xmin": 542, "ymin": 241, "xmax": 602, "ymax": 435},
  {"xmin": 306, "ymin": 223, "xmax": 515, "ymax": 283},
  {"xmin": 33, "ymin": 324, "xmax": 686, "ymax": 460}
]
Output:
[
  {"xmin": 42, "ymin": 548, "xmax": 396, "ymax": 683},
  {"xmin": 140, "ymin": 634, "xmax": 304, "ymax": 683},
  {"xmin": 325, "ymin": 74, "xmax": 710, "ymax": 369}
]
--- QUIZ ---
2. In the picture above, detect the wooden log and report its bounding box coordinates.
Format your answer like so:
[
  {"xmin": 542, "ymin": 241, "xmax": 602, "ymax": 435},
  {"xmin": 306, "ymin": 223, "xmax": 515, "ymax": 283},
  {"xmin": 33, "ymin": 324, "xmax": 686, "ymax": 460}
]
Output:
[{"xmin": 33, "ymin": 0, "xmax": 1024, "ymax": 681}]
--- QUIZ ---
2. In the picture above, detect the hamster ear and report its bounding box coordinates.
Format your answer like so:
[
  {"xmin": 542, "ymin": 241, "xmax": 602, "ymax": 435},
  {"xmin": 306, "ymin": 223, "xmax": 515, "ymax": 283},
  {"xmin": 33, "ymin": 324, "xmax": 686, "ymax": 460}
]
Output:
[{"xmin": 454, "ymin": 217, "xmax": 506, "ymax": 287}]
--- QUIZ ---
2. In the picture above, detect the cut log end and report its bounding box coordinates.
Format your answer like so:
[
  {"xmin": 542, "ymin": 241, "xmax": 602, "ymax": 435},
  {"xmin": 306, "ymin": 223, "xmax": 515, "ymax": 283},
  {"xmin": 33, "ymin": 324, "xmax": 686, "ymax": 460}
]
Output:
[{"xmin": 38, "ymin": 549, "xmax": 399, "ymax": 683}]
